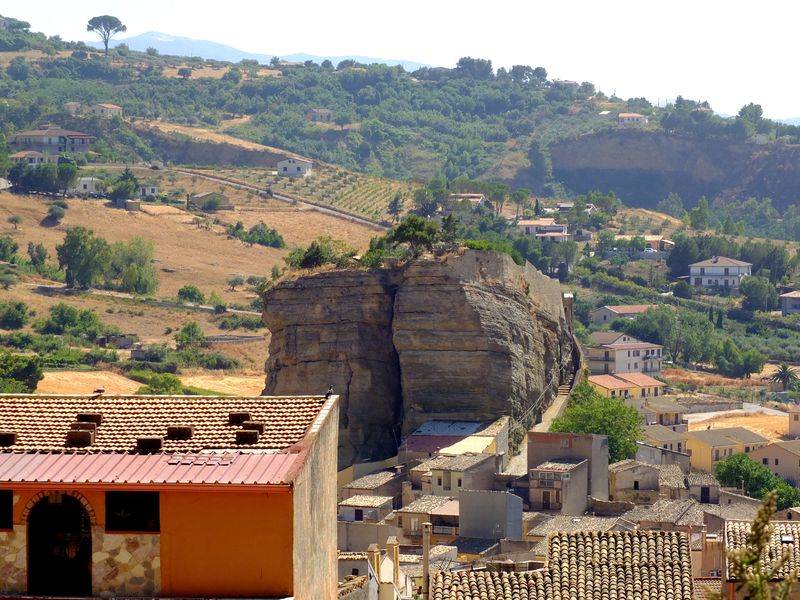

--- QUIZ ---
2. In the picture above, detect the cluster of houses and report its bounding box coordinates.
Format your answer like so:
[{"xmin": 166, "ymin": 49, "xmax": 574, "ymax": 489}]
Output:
[{"xmin": 8, "ymin": 124, "xmax": 96, "ymax": 165}]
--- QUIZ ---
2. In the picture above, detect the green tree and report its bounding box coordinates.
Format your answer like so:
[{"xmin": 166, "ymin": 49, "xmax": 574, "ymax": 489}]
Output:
[
  {"xmin": 56, "ymin": 159, "xmax": 78, "ymax": 194},
  {"xmin": 136, "ymin": 372, "xmax": 184, "ymax": 395},
  {"xmin": 110, "ymin": 168, "xmax": 137, "ymax": 201},
  {"xmin": 0, "ymin": 235, "xmax": 18, "ymax": 261},
  {"xmin": 740, "ymin": 276, "xmax": 779, "ymax": 312},
  {"xmin": 47, "ymin": 205, "xmax": 65, "ymax": 223},
  {"xmin": 388, "ymin": 215, "xmax": 440, "ymax": 256},
  {"xmin": 716, "ymin": 309, "xmax": 724, "ymax": 329},
  {"xmin": 56, "ymin": 227, "xmax": 110, "ymax": 288},
  {"xmin": 27, "ymin": 242, "xmax": 47, "ymax": 269},
  {"xmin": 86, "ymin": 15, "xmax": 126, "ymax": 56},
  {"xmin": 0, "ymin": 301, "xmax": 28, "ymax": 329},
  {"xmin": 667, "ymin": 233, "xmax": 700, "ymax": 277},
  {"xmin": 177, "ymin": 285, "xmax": 205, "ymax": 304},
  {"xmin": 177, "ymin": 67, "xmax": 193, "ymax": 79},
  {"xmin": 550, "ymin": 381, "xmax": 642, "ymax": 462},
  {"xmin": 690, "ymin": 197, "xmax": 711, "ymax": 230},
  {"xmin": 175, "ymin": 321, "xmax": 206, "ymax": 349},
  {"xmin": 771, "ymin": 363, "xmax": 798, "ymax": 392},
  {"xmin": 716, "ymin": 454, "xmax": 800, "ymax": 511},
  {"xmin": 227, "ymin": 274, "xmax": 245, "ymax": 291},
  {"xmin": 388, "ymin": 192, "xmax": 404, "ymax": 223},
  {"xmin": 0, "ymin": 350, "xmax": 43, "ymax": 392},
  {"xmin": 7, "ymin": 215, "xmax": 20, "ymax": 230},
  {"xmin": 511, "ymin": 188, "xmax": 530, "ymax": 219},
  {"xmin": 413, "ymin": 188, "xmax": 438, "ymax": 217},
  {"xmin": 105, "ymin": 238, "xmax": 158, "ymax": 294}
]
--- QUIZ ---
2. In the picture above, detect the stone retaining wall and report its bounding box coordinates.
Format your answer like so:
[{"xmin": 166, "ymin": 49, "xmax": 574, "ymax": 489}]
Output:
[{"xmin": 92, "ymin": 529, "xmax": 161, "ymax": 596}]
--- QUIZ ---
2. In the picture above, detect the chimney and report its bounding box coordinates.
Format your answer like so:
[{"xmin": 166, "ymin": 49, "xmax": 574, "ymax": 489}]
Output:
[
  {"xmin": 401, "ymin": 480, "xmax": 415, "ymax": 507},
  {"xmin": 422, "ymin": 522, "xmax": 432, "ymax": 600},
  {"xmin": 367, "ymin": 543, "xmax": 381, "ymax": 582},
  {"xmin": 386, "ymin": 536, "xmax": 400, "ymax": 588}
]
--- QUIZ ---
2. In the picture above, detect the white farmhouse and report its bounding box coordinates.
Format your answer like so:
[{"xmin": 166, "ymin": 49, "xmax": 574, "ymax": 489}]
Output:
[
  {"xmin": 689, "ymin": 256, "xmax": 752, "ymax": 289},
  {"xmin": 780, "ymin": 291, "xmax": 800, "ymax": 316},
  {"xmin": 516, "ymin": 218, "xmax": 570, "ymax": 241},
  {"xmin": 70, "ymin": 176, "xmax": 104, "ymax": 195},
  {"xmin": 277, "ymin": 157, "xmax": 313, "ymax": 178}
]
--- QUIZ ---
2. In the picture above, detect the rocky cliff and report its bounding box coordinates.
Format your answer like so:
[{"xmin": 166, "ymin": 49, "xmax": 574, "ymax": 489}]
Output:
[
  {"xmin": 262, "ymin": 250, "xmax": 575, "ymax": 468},
  {"xmin": 550, "ymin": 130, "xmax": 800, "ymax": 210}
]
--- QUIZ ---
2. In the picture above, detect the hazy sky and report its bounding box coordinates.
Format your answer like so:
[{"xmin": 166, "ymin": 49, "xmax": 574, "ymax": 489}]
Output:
[{"xmin": 13, "ymin": 0, "xmax": 799, "ymax": 118}]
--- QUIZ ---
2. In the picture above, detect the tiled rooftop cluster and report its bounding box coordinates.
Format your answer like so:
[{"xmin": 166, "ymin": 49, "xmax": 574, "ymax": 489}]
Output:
[
  {"xmin": 726, "ymin": 520, "xmax": 800, "ymax": 580},
  {"xmin": 432, "ymin": 531, "xmax": 693, "ymax": 600},
  {"xmin": 0, "ymin": 394, "xmax": 327, "ymax": 452}
]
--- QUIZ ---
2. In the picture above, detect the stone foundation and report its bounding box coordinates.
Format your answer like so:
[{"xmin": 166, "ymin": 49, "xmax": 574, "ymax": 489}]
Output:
[
  {"xmin": 0, "ymin": 524, "xmax": 26, "ymax": 593},
  {"xmin": 92, "ymin": 528, "xmax": 161, "ymax": 596}
]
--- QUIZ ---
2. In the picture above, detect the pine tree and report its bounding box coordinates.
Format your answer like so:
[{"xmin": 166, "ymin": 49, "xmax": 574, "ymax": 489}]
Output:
[
  {"xmin": 716, "ymin": 310, "xmax": 724, "ymax": 329},
  {"xmin": 709, "ymin": 305, "xmax": 715, "ymax": 323}
]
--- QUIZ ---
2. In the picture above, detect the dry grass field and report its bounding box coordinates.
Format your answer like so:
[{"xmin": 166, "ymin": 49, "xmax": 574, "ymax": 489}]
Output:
[
  {"xmin": 133, "ymin": 120, "xmax": 295, "ymax": 155},
  {"xmin": 662, "ymin": 367, "xmax": 765, "ymax": 388},
  {"xmin": 688, "ymin": 412, "xmax": 787, "ymax": 442}
]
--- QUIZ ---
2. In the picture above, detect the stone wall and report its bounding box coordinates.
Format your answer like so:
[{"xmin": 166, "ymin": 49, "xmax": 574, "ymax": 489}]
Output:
[
  {"xmin": 92, "ymin": 529, "xmax": 161, "ymax": 596},
  {"xmin": 0, "ymin": 525, "xmax": 26, "ymax": 593}
]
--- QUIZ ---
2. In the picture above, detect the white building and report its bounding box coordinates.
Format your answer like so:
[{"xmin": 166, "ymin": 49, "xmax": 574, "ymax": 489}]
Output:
[
  {"xmin": 689, "ymin": 256, "xmax": 752, "ymax": 289},
  {"xmin": 277, "ymin": 157, "xmax": 313, "ymax": 177},
  {"xmin": 138, "ymin": 183, "xmax": 159, "ymax": 198},
  {"xmin": 517, "ymin": 218, "xmax": 569, "ymax": 241},
  {"xmin": 88, "ymin": 103, "xmax": 123, "ymax": 118},
  {"xmin": 586, "ymin": 331, "xmax": 663, "ymax": 375},
  {"xmin": 618, "ymin": 112, "xmax": 649, "ymax": 126},
  {"xmin": 70, "ymin": 176, "xmax": 104, "ymax": 195}
]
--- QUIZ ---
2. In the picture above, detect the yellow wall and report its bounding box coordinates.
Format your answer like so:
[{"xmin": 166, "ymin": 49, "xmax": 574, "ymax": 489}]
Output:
[
  {"xmin": 589, "ymin": 382, "xmax": 638, "ymax": 398},
  {"xmin": 160, "ymin": 490, "xmax": 294, "ymax": 598}
]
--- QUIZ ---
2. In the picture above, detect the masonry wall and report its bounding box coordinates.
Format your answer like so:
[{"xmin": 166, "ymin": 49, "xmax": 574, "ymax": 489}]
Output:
[{"xmin": 0, "ymin": 524, "xmax": 26, "ymax": 593}]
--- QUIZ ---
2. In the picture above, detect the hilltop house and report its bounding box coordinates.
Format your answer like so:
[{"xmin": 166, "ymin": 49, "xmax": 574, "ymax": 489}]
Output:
[
  {"xmin": 70, "ymin": 176, "xmax": 104, "ymax": 196},
  {"xmin": 689, "ymin": 256, "xmax": 752, "ymax": 289},
  {"xmin": 618, "ymin": 112, "xmax": 649, "ymax": 125},
  {"xmin": 277, "ymin": 157, "xmax": 313, "ymax": 177},
  {"xmin": 586, "ymin": 331, "xmax": 663, "ymax": 375},
  {"xmin": 686, "ymin": 427, "xmax": 769, "ymax": 472},
  {"xmin": 88, "ymin": 103, "xmax": 123, "ymax": 118},
  {"xmin": 588, "ymin": 372, "xmax": 665, "ymax": 398},
  {"xmin": 306, "ymin": 108, "xmax": 333, "ymax": 122},
  {"xmin": 9, "ymin": 151, "xmax": 57, "ymax": 165},
  {"xmin": 9, "ymin": 125, "xmax": 96, "ymax": 156},
  {"xmin": 516, "ymin": 218, "xmax": 570, "ymax": 241},
  {"xmin": 0, "ymin": 393, "xmax": 339, "ymax": 599},
  {"xmin": 591, "ymin": 304, "xmax": 657, "ymax": 324},
  {"xmin": 138, "ymin": 183, "xmax": 159, "ymax": 199}
]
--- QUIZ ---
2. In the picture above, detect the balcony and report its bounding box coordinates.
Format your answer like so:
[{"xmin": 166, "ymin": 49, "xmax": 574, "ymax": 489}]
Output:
[{"xmin": 432, "ymin": 525, "xmax": 459, "ymax": 536}]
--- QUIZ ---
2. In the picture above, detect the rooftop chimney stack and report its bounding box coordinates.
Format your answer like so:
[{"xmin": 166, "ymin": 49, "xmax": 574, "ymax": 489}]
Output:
[
  {"xmin": 386, "ymin": 536, "xmax": 400, "ymax": 587},
  {"xmin": 367, "ymin": 543, "xmax": 381, "ymax": 583},
  {"xmin": 422, "ymin": 521, "xmax": 432, "ymax": 600}
]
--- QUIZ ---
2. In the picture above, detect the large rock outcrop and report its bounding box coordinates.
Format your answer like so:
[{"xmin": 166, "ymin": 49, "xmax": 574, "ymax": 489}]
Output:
[{"xmin": 262, "ymin": 250, "xmax": 574, "ymax": 467}]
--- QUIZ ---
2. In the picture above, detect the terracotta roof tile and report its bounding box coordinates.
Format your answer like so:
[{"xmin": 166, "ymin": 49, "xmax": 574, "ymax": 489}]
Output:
[
  {"xmin": 0, "ymin": 394, "xmax": 327, "ymax": 453},
  {"xmin": 725, "ymin": 520, "xmax": 800, "ymax": 580}
]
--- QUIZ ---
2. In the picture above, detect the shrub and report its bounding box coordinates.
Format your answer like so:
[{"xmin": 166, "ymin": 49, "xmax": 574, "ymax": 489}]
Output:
[
  {"xmin": 177, "ymin": 284, "xmax": 205, "ymax": 304},
  {"xmin": 0, "ymin": 301, "xmax": 28, "ymax": 330},
  {"xmin": 218, "ymin": 315, "xmax": 263, "ymax": 330}
]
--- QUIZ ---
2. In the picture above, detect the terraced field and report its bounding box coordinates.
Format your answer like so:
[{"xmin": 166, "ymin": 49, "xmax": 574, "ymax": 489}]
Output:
[{"xmin": 215, "ymin": 164, "xmax": 415, "ymax": 222}]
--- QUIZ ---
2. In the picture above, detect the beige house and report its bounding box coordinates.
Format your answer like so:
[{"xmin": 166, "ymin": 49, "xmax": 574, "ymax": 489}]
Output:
[
  {"xmin": 686, "ymin": 427, "xmax": 769, "ymax": 472},
  {"xmin": 586, "ymin": 331, "xmax": 663, "ymax": 375},
  {"xmin": 516, "ymin": 218, "xmax": 570, "ymax": 241},
  {"xmin": 689, "ymin": 256, "xmax": 752, "ymax": 289},
  {"xmin": 338, "ymin": 495, "xmax": 394, "ymax": 523},
  {"xmin": 629, "ymin": 396, "xmax": 687, "ymax": 430},
  {"xmin": 411, "ymin": 453, "xmax": 497, "ymax": 496},
  {"xmin": 9, "ymin": 151, "xmax": 57, "ymax": 165},
  {"xmin": 591, "ymin": 304, "xmax": 657, "ymax": 324},
  {"xmin": 341, "ymin": 470, "xmax": 404, "ymax": 507},
  {"xmin": 527, "ymin": 431, "xmax": 609, "ymax": 502},
  {"xmin": 608, "ymin": 459, "xmax": 661, "ymax": 504},
  {"xmin": 277, "ymin": 157, "xmax": 313, "ymax": 177},
  {"xmin": 642, "ymin": 423, "xmax": 688, "ymax": 454},
  {"xmin": 781, "ymin": 291, "xmax": 800, "ymax": 316},
  {"xmin": 10, "ymin": 125, "xmax": 96, "ymax": 156},
  {"xmin": 791, "ymin": 405, "xmax": 800, "ymax": 437},
  {"xmin": 750, "ymin": 441, "xmax": 800, "ymax": 484},
  {"xmin": 618, "ymin": 112, "xmax": 649, "ymax": 125},
  {"xmin": 529, "ymin": 458, "xmax": 589, "ymax": 514},
  {"xmin": 89, "ymin": 103, "xmax": 123, "ymax": 118}
]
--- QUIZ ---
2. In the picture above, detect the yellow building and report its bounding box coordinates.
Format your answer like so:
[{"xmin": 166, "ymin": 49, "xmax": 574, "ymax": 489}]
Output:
[
  {"xmin": 588, "ymin": 373, "xmax": 665, "ymax": 399},
  {"xmin": 686, "ymin": 427, "xmax": 769, "ymax": 472}
]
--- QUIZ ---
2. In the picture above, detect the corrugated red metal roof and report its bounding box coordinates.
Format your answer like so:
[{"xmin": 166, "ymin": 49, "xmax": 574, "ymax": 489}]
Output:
[{"xmin": 0, "ymin": 452, "xmax": 300, "ymax": 487}]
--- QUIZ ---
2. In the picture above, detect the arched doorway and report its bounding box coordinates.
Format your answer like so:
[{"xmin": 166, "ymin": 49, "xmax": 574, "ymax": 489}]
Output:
[{"xmin": 28, "ymin": 494, "xmax": 92, "ymax": 596}]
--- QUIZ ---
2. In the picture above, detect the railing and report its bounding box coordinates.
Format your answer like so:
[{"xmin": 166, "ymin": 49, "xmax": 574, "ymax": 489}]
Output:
[{"xmin": 432, "ymin": 526, "xmax": 459, "ymax": 536}]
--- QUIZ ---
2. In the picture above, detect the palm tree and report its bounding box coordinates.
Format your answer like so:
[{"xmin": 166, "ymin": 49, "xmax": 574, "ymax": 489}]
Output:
[{"xmin": 771, "ymin": 363, "xmax": 799, "ymax": 392}]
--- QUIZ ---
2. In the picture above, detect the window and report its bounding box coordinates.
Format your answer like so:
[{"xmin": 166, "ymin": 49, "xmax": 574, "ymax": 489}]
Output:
[
  {"xmin": 0, "ymin": 490, "xmax": 11, "ymax": 529},
  {"xmin": 776, "ymin": 458, "xmax": 780, "ymax": 466},
  {"xmin": 633, "ymin": 481, "xmax": 639, "ymax": 490},
  {"xmin": 105, "ymin": 492, "xmax": 160, "ymax": 532},
  {"xmin": 714, "ymin": 449, "xmax": 720, "ymax": 461},
  {"xmin": 745, "ymin": 446, "xmax": 750, "ymax": 453},
  {"xmin": 351, "ymin": 568, "xmax": 360, "ymax": 576},
  {"xmin": 795, "ymin": 415, "xmax": 799, "ymax": 422},
  {"xmin": 457, "ymin": 478, "xmax": 462, "ymax": 487},
  {"xmin": 763, "ymin": 458, "xmax": 769, "ymax": 465},
  {"xmin": 437, "ymin": 477, "xmax": 442, "ymax": 486},
  {"xmin": 354, "ymin": 509, "xmax": 363, "ymax": 522}
]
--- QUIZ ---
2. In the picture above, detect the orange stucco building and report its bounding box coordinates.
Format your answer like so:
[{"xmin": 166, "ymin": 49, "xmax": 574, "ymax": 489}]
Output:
[{"xmin": 0, "ymin": 393, "xmax": 339, "ymax": 599}]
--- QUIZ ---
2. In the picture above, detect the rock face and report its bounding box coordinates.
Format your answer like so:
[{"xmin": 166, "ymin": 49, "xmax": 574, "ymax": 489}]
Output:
[{"xmin": 263, "ymin": 250, "xmax": 574, "ymax": 467}]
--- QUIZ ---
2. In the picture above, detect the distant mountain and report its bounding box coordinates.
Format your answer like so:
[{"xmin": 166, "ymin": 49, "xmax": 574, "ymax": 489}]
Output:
[
  {"xmin": 88, "ymin": 31, "xmax": 427, "ymax": 71},
  {"xmin": 778, "ymin": 117, "xmax": 800, "ymax": 126}
]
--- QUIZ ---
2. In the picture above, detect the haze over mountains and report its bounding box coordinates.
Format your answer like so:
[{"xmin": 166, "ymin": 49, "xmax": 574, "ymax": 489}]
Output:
[{"xmin": 89, "ymin": 31, "xmax": 427, "ymax": 72}]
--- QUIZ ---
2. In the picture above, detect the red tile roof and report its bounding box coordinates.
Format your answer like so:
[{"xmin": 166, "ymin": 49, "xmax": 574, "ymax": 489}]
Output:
[
  {"xmin": 0, "ymin": 451, "xmax": 300, "ymax": 487},
  {"xmin": 0, "ymin": 394, "xmax": 328, "ymax": 453}
]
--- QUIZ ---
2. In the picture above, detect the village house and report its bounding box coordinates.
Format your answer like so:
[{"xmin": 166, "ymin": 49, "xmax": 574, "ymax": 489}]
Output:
[
  {"xmin": 641, "ymin": 423, "xmax": 689, "ymax": 454},
  {"xmin": 458, "ymin": 490, "xmax": 523, "ymax": 541},
  {"xmin": 448, "ymin": 192, "xmax": 487, "ymax": 207},
  {"xmin": 618, "ymin": 112, "xmax": 649, "ymax": 125},
  {"xmin": 277, "ymin": 157, "xmax": 313, "ymax": 177},
  {"xmin": 9, "ymin": 150, "xmax": 57, "ymax": 165},
  {"xmin": 586, "ymin": 331, "xmax": 663, "ymax": 375},
  {"xmin": 790, "ymin": 405, "xmax": 800, "ymax": 437},
  {"xmin": 633, "ymin": 396, "xmax": 687, "ymax": 430},
  {"xmin": 588, "ymin": 372, "xmax": 665, "ymax": 398},
  {"xmin": 138, "ymin": 183, "xmax": 159, "ymax": 198},
  {"xmin": 306, "ymin": 107, "xmax": 333, "ymax": 122},
  {"xmin": 614, "ymin": 234, "xmax": 675, "ymax": 253},
  {"xmin": 410, "ymin": 453, "xmax": 498, "ymax": 497},
  {"xmin": 529, "ymin": 458, "xmax": 589, "ymax": 514},
  {"xmin": 635, "ymin": 441, "xmax": 692, "ymax": 471},
  {"xmin": 689, "ymin": 256, "xmax": 752, "ymax": 289},
  {"xmin": 527, "ymin": 431, "xmax": 610, "ymax": 505},
  {"xmin": 686, "ymin": 427, "xmax": 769, "ymax": 472},
  {"xmin": 0, "ymin": 392, "xmax": 339, "ymax": 599},
  {"xmin": 69, "ymin": 176, "xmax": 104, "ymax": 196},
  {"xmin": 390, "ymin": 495, "xmax": 455, "ymax": 544},
  {"xmin": 398, "ymin": 418, "xmax": 509, "ymax": 469},
  {"xmin": 609, "ymin": 459, "xmax": 673, "ymax": 504},
  {"xmin": 338, "ymin": 495, "xmax": 394, "ymax": 524},
  {"xmin": 9, "ymin": 125, "xmax": 96, "ymax": 156},
  {"xmin": 341, "ymin": 469, "xmax": 405, "ymax": 508},
  {"xmin": 750, "ymin": 440, "xmax": 800, "ymax": 484},
  {"xmin": 431, "ymin": 530, "xmax": 693, "ymax": 600},
  {"xmin": 64, "ymin": 101, "xmax": 82, "ymax": 116},
  {"xmin": 781, "ymin": 291, "xmax": 800, "ymax": 316},
  {"xmin": 591, "ymin": 304, "xmax": 657, "ymax": 324},
  {"xmin": 516, "ymin": 217, "xmax": 570, "ymax": 241},
  {"xmin": 88, "ymin": 103, "xmax": 123, "ymax": 118}
]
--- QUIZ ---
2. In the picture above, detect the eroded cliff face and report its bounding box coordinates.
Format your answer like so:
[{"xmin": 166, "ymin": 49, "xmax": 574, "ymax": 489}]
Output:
[{"xmin": 262, "ymin": 250, "xmax": 573, "ymax": 467}]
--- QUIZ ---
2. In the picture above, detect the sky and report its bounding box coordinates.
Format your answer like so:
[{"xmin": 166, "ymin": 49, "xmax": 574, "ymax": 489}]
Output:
[{"xmin": 11, "ymin": 0, "xmax": 800, "ymax": 119}]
